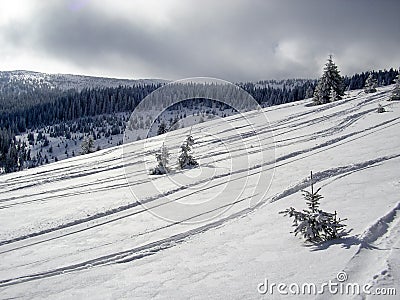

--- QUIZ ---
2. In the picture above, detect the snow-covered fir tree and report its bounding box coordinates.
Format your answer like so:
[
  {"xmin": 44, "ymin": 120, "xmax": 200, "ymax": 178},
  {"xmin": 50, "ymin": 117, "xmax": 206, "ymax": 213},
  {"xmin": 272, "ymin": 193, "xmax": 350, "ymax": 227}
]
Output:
[
  {"xmin": 329, "ymin": 88, "xmax": 337, "ymax": 103},
  {"xmin": 345, "ymin": 84, "xmax": 351, "ymax": 98},
  {"xmin": 364, "ymin": 73, "xmax": 378, "ymax": 93},
  {"xmin": 3, "ymin": 139, "xmax": 29, "ymax": 173},
  {"xmin": 81, "ymin": 136, "xmax": 94, "ymax": 154},
  {"xmin": 377, "ymin": 103, "xmax": 385, "ymax": 113},
  {"xmin": 280, "ymin": 172, "xmax": 347, "ymax": 243},
  {"xmin": 312, "ymin": 80, "xmax": 325, "ymax": 105},
  {"xmin": 305, "ymin": 85, "xmax": 314, "ymax": 99},
  {"xmin": 390, "ymin": 74, "xmax": 400, "ymax": 101},
  {"xmin": 157, "ymin": 121, "xmax": 168, "ymax": 135},
  {"xmin": 178, "ymin": 134, "xmax": 198, "ymax": 169},
  {"xmin": 313, "ymin": 55, "xmax": 344, "ymax": 105},
  {"xmin": 150, "ymin": 143, "xmax": 170, "ymax": 175}
]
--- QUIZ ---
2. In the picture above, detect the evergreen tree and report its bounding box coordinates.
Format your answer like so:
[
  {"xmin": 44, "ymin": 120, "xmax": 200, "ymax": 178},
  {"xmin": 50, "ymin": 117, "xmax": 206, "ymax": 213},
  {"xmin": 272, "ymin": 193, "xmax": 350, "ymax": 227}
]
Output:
[
  {"xmin": 3, "ymin": 139, "xmax": 27, "ymax": 173},
  {"xmin": 149, "ymin": 143, "xmax": 170, "ymax": 175},
  {"xmin": 81, "ymin": 136, "xmax": 95, "ymax": 154},
  {"xmin": 329, "ymin": 88, "xmax": 337, "ymax": 103},
  {"xmin": 27, "ymin": 132, "xmax": 35, "ymax": 145},
  {"xmin": 0, "ymin": 128, "xmax": 12, "ymax": 171},
  {"xmin": 157, "ymin": 121, "xmax": 168, "ymax": 135},
  {"xmin": 303, "ymin": 177, "xmax": 323, "ymax": 214},
  {"xmin": 178, "ymin": 134, "xmax": 198, "ymax": 169},
  {"xmin": 313, "ymin": 55, "xmax": 344, "ymax": 105},
  {"xmin": 364, "ymin": 73, "xmax": 378, "ymax": 93},
  {"xmin": 5, "ymin": 142, "xmax": 18, "ymax": 173},
  {"xmin": 312, "ymin": 79, "xmax": 326, "ymax": 105},
  {"xmin": 345, "ymin": 84, "xmax": 351, "ymax": 98},
  {"xmin": 390, "ymin": 74, "xmax": 400, "ymax": 101},
  {"xmin": 305, "ymin": 86, "xmax": 314, "ymax": 99},
  {"xmin": 377, "ymin": 104, "xmax": 385, "ymax": 113},
  {"xmin": 280, "ymin": 172, "xmax": 347, "ymax": 243}
]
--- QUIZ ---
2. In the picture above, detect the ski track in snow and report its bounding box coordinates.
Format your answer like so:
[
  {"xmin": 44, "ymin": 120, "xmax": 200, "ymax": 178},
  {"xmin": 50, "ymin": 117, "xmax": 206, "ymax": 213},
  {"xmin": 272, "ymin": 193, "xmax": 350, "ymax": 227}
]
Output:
[
  {"xmin": 0, "ymin": 92, "xmax": 393, "ymax": 233},
  {"xmin": 1, "ymin": 153, "xmax": 399, "ymax": 288},
  {"xmin": 1, "ymin": 112, "xmax": 398, "ymax": 248}
]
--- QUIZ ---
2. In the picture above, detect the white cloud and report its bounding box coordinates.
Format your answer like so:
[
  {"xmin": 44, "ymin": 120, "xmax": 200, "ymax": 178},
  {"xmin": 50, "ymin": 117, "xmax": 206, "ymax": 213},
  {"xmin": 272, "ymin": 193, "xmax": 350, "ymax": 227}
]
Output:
[
  {"xmin": 0, "ymin": 0, "xmax": 399, "ymax": 81},
  {"xmin": 0, "ymin": 0, "xmax": 34, "ymax": 25}
]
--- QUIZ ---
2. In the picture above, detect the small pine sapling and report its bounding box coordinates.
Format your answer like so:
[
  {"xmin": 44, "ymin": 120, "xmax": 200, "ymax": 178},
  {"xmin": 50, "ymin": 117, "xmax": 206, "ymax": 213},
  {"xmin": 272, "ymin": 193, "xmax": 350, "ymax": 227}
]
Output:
[
  {"xmin": 178, "ymin": 132, "xmax": 198, "ymax": 169},
  {"xmin": 280, "ymin": 171, "xmax": 347, "ymax": 243},
  {"xmin": 81, "ymin": 136, "xmax": 94, "ymax": 154},
  {"xmin": 389, "ymin": 74, "xmax": 400, "ymax": 101},
  {"xmin": 377, "ymin": 104, "xmax": 385, "ymax": 113},
  {"xmin": 149, "ymin": 143, "xmax": 170, "ymax": 175},
  {"xmin": 364, "ymin": 73, "xmax": 378, "ymax": 93},
  {"xmin": 329, "ymin": 88, "xmax": 337, "ymax": 103},
  {"xmin": 157, "ymin": 121, "xmax": 168, "ymax": 135}
]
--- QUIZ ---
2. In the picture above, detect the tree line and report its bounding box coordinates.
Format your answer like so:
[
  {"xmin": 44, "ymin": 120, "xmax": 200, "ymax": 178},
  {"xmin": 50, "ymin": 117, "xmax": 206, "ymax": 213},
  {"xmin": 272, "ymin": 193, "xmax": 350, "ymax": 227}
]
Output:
[{"xmin": 0, "ymin": 67, "xmax": 398, "ymax": 173}]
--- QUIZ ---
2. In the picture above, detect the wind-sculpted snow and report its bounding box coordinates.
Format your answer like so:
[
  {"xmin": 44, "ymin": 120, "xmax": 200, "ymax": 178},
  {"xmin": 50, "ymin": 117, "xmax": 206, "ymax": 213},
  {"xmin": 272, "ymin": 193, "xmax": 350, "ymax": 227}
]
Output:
[
  {"xmin": 0, "ymin": 86, "xmax": 399, "ymax": 299},
  {"xmin": 314, "ymin": 202, "xmax": 400, "ymax": 300}
]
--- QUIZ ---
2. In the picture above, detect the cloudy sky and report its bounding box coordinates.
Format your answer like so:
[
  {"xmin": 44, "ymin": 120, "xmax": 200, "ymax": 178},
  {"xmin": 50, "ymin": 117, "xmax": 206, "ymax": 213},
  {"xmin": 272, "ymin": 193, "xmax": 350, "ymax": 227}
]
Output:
[{"xmin": 0, "ymin": 0, "xmax": 399, "ymax": 81}]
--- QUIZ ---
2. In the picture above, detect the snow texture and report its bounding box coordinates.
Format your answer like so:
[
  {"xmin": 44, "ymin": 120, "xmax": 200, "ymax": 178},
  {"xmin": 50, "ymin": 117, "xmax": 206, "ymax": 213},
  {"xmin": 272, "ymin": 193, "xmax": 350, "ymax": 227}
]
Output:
[{"xmin": 0, "ymin": 85, "xmax": 399, "ymax": 299}]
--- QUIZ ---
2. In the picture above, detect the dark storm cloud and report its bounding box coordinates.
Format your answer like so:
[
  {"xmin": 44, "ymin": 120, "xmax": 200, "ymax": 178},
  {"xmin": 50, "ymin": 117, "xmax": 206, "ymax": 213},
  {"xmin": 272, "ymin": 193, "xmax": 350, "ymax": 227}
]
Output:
[{"xmin": 1, "ymin": 0, "xmax": 400, "ymax": 81}]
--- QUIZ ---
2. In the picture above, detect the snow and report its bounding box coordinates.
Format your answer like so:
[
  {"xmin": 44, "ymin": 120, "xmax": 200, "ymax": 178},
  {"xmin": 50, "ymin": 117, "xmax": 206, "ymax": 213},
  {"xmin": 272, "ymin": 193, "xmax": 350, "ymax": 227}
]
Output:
[
  {"xmin": 14, "ymin": 108, "xmax": 235, "ymax": 168},
  {"xmin": 1, "ymin": 70, "xmax": 168, "ymax": 91},
  {"xmin": 0, "ymin": 86, "xmax": 399, "ymax": 299},
  {"xmin": 253, "ymin": 78, "xmax": 316, "ymax": 89}
]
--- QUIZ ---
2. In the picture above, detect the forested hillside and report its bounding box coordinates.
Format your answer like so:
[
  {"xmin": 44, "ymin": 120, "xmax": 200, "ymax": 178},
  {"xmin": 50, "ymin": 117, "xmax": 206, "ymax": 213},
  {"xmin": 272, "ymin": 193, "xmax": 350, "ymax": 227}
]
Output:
[{"xmin": 0, "ymin": 69, "xmax": 398, "ymax": 174}]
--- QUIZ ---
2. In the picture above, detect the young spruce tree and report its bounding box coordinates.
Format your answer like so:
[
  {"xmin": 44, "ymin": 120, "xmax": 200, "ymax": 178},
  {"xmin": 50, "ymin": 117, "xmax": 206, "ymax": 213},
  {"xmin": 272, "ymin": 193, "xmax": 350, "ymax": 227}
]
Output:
[
  {"xmin": 178, "ymin": 134, "xmax": 198, "ymax": 169},
  {"xmin": 364, "ymin": 73, "xmax": 378, "ymax": 93},
  {"xmin": 81, "ymin": 136, "xmax": 95, "ymax": 154},
  {"xmin": 280, "ymin": 171, "xmax": 347, "ymax": 243},
  {"xmin": 390, "ymin": 74, "xmax": 400, "ymax": 101},
  {"xmin": 377, "ymin": 103, "xmax": 385, "ymax": 113},
  {"xmin": 157, "ymin": 121, "xmax": 168, "ymax": 135},
  {"xmin": 313, "ymin": 55, "xmax": 344, "ymax": 105},
  {"xmin": 150, "ymin": 143, "xmax": 170, "ymax": 175}
]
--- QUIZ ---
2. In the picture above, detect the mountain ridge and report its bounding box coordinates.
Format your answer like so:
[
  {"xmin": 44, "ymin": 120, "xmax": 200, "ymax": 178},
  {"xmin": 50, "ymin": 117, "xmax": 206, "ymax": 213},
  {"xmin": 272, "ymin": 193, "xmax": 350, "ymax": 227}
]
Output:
[{"xmin": 0, "ymin": 70, "xmax": 169, "ymax": 91}]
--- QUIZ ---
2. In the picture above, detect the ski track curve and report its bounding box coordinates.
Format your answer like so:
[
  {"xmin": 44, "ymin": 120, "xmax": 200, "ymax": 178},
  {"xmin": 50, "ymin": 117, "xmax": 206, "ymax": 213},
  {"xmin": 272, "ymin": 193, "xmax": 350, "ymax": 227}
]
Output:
[
  {"xmin": 1, "ymin": 109, "xmax": 398, "ymax": 249},
  {"xmin": 0, "ymin": 88, "xmax": 397, "ymax": 289},
  {"xmin": 1, "ymin": 153, "xmax": 399, "ymax": 287}
]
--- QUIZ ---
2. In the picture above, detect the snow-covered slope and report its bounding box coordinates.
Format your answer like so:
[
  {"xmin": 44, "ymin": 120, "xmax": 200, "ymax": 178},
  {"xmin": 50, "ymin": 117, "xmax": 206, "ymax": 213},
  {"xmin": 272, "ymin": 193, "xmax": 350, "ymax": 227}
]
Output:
[{"xmin": 0, "ymin": 87, "xmax": 399, "ymax": 299}]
